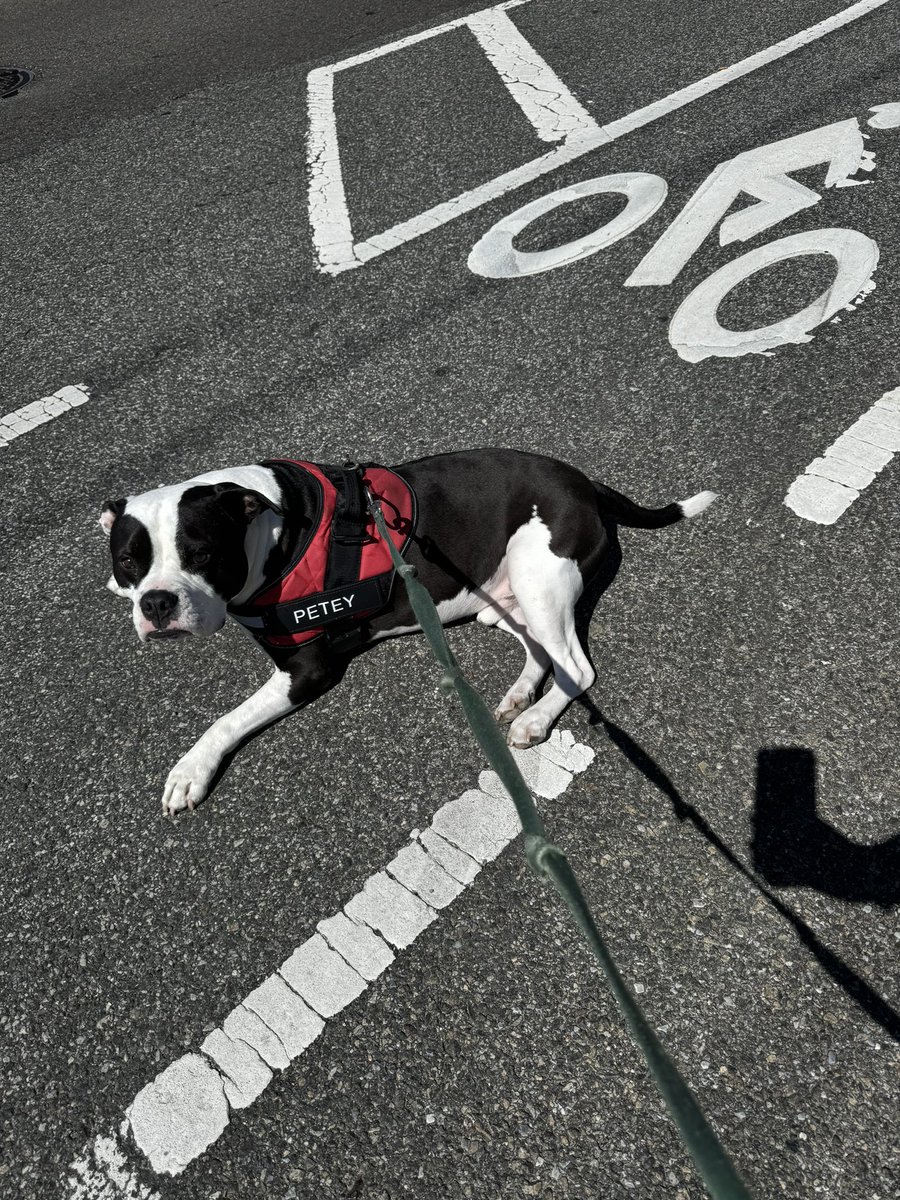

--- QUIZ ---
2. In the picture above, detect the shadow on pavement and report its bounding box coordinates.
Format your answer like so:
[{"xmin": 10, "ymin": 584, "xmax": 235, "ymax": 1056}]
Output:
[
  {"xmin": 580, "ymin": 707, "xmax": 900, "ymax": 1046},
  {"xmin": 752, "ymin": 745, "xmax": 900, "ymax": 907}
]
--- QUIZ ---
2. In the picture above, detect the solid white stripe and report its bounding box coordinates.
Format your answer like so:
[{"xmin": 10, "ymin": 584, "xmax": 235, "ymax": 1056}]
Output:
[
  {"xmin": 466, "ymin": 7, "xmax": 600, "ymax": 143},
  {"xmin": 600, "ymin": 0, "xmax": 892, "ymax": 143}
]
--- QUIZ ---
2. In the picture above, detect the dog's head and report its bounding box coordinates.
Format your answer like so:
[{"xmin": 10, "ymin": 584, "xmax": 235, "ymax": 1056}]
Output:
[{"xmin": 99, "ymin": 473, "xmax": 278, "ymax": 642}]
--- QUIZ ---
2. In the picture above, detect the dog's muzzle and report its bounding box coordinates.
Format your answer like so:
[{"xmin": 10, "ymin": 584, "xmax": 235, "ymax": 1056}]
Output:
[{"xmin": 140, "ymin": 589, "xmax": 179, "ymax": 629}]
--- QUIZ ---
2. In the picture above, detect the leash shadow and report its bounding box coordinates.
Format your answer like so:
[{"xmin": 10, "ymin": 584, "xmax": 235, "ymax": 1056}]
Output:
[{"xmin": 580, "ymin": 708, "xmax": 900, "ymax": 1045}]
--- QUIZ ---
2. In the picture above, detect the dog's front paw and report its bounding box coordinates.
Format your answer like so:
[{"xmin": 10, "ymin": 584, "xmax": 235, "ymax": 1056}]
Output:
[{"xmin": 162, "ymin": 753, "xmax": 216, "ymax": 816}]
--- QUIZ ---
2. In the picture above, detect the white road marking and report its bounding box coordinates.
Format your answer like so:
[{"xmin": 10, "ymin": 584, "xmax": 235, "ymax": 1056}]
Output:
[
  {"xmin": 306, "ymin": 0, "xmax": 892, "ymax": 274},
  {"xmin": 784, "ymin": 385, "xmax": 900, "ymax": 523},
  {"xmin": 667, "ymin": 227, "xmax": 879, "ymax": 362},
  {"xmin": 0, "ymin": 384, "xmax": 90, "ymax": 448},
  {"xmin": 868, "ymin": 102, "xmax": 900, "ymax": 128},
  {"xmin": 625, "ymin": 119, "xmax": 871, "ymax": 287},
  {"xmin": 67, "ymin": 1130, "xmax": 159, "ymax": 1200},
  {"xmin": 467, "ymin": 172, "xmax": 668, "ymax": 278},
  {"xmin": 465, "ymin": 7, "xmax": 599, "ymax": 144},
  {"xmin": 64, "ymin": 730, "xmax": 594, "ymax": 1190}
]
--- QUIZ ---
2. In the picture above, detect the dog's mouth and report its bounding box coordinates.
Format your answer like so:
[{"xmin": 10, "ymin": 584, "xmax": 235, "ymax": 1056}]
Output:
[{"xmin": 147, "ymin": 628, "xmax": 192, "ymax": 641}]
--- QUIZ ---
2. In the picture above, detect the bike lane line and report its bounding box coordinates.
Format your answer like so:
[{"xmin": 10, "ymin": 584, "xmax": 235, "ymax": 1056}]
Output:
[
  {"xmin": 784, "ymin": 385, "xmax": 900, "ymax": 523},
  {"xmin": 0, "ymin": 384, "xmax": 90, "ymax": 449},
  {"xmin": 307, "ymin": 0, "xmax": 893, "ymax": 273},
  {"xmin": 64, "ymin": 730, "xmax": 594, "ymax": 1195}
]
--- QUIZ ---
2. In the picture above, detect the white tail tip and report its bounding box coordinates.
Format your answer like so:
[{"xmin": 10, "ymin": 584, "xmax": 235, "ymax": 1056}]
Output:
[{"xmin": 679, "ymin": 490, "xmax": 718, "ymax": 518}]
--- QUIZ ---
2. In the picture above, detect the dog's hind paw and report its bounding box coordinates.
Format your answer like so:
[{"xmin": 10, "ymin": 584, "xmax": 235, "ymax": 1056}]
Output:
[
  {"xmin": 506, "ymin": 709, "xmax": 553, "ymax": 749},
  {"xmin": 162, "ymin": 752, "xmax": 216, "ymax": 816},
  {"xmin": 494, "ymin": 690, "xmax": 535, "ymax": 724}
]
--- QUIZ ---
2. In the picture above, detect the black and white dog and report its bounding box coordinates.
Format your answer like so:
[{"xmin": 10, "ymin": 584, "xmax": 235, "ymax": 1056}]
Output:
[{"xmin": 100, "ymin": 449, "xmax": 715, "ymax": 815}]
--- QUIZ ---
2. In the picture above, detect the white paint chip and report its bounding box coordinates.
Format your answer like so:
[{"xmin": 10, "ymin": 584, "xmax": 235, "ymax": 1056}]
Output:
[
  {"xmin": 200, "ymin": 1028, "xmax": 273, "ymax": 1110},
  {"xmin": 784, "ymin": 474, "xmax": 858, "ymax": 525},
  {"xmin": 826, "ymin": 432, "xmax": 893, "ymax": 471},
  {"xmin": 387, "ymin": 841, "xmax": 467, "ymax": 908},
  {"xmin": 126, "ymin": 1054, "xmax": 229, "ymax": 1176},
  {"xmin": 68, "ymin": 1133, "xmax": 160, "ymax": 1200},
  {"xmin": 490, "ymin": 745, "xmax": 574, "ymax": 798},
  {"xmin": 317, "ymin": 911, "xmax": 395, "ymax": 980},
  {"xmin": 65, "ymin": 728, "xmax": 593, "ymax": 1187},
  {"xmin": 222, "ymin": 1003, "xmax": 292, "ymax": 1070},
  {"xmin": 279, "ymin": 932, "xmax": 368, "ymax": 1017},
  {"xmin": 242, "ymin": 975, "xmax": 325, "ymax": 1061},
  {"xmin": 343, "ymin": 871, "xmax": 438, "ymax": 948},
  {"xmin": 785, "ymin": 384, "xmax": 899, "ymax": 523},
  {"xmin": 534, "ymin": 728, "xmax": 596, "ymax": 774},
  {"xmin": 417, "ymin": 827, "xmax": 482, "ymax": 884},
  {"xmin": 805, "ymin": 455, "xmax": 874, "ymax": 490},
  {"xmin": 868, "ymin": 102, "xmax": 900, "ymax": 129},
  {"xmin": 0, "ymin": 383, "xmax": 90, "ymax": 449},
  {"xmin": 875, "ymin": 386, "xmax": 900, "ymax": 413},
  {"xmin": 845, "ymin": 410, "xmax": 900, "ymax": 451},
  {"xmin": 432, "ymin": 788, "xmax": 521, "ymax": 861}
]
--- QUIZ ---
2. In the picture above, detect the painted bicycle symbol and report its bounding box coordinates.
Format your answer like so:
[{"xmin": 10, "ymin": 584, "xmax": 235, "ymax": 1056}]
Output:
[{"xmin": 467, "ymin": 104, "xmax": 900, "ymax": 362}]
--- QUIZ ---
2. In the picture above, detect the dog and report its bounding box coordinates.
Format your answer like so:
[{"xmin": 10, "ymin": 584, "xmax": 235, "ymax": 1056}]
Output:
[{"xmin": 99, "ymin": 449, "xmax": 716, "ymax": 815}]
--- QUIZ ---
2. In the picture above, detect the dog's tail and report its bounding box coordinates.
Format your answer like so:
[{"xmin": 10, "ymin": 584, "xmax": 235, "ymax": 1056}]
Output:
[{"xmin": 593, "ymin": 481, "xmax": 717, "ymax": 529}]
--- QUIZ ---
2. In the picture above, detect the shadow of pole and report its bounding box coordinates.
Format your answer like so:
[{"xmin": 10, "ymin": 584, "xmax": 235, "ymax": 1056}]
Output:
[{"xmin": 586, "ymin": 709, "xmax": 900, "ymax": 1045}]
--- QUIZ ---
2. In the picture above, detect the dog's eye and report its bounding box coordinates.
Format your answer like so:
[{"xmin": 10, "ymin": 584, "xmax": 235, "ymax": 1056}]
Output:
[
  {"xmin": 118, "ymin": 555, "xmax": 135, "ymax": 571},
  {"xmin": 191, "ymin": 550, "xmax": 211, "ymax": 566}
]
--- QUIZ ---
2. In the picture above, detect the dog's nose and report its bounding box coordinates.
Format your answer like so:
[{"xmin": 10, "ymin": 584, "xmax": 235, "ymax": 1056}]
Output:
[{"xmin": 140, "ymin": 589, "xmax": 179, "ymax": 628}]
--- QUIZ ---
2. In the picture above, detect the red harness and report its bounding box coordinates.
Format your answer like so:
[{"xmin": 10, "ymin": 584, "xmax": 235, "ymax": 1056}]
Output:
[{"xmin": 228, "ymin": 460, "xmax": 416, "ymax": 651}]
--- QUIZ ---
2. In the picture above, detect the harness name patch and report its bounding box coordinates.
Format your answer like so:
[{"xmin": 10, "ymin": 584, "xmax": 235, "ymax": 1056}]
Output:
[
  {"xmin": 271, "ymin": 576, "xmax": 387, "ymax": 634},
  {"xmin": 292, "ymin": 591, "xmax": 355, "ymax": 626}
]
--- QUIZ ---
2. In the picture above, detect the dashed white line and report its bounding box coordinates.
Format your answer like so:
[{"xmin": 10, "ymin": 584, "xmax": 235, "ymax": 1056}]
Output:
[
  {"xmin": 784, "ymin": 385, "xmax": 900, "ymax": 523},
  {"xmin": 0, "ymin": 384, "xmax": 90, "ymax": 448},
  {"xmin": 64, "ymin": 729, "xmax": 593, "ymax": 1193}
]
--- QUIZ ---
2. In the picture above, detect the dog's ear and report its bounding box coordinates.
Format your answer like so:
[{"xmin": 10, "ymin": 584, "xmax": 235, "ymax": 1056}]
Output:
[
  {"xmin": 99, "ymin": 498, "xmax": 126, "ymax": 535},
  {"xmin": 211, "ymin": 482, "xmax": 277, "ymax": 524}
]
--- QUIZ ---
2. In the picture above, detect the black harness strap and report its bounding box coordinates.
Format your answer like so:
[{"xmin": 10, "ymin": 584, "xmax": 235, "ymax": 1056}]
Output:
[
  {"xmin": 321, "ymin": 464, "xmax": 371, "ymax": 593},
  {"xmin": 320, "ymin": 463, "xmax": 379, "ymax": 654}
]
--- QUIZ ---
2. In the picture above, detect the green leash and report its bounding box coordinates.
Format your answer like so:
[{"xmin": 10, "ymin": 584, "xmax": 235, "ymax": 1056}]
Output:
[{"xmin": 365, "ymin": 482, "xmax": 754, "ymax": 1200}]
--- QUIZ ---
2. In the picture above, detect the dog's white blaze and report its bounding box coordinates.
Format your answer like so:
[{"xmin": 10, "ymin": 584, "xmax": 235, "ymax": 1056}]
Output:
[
  {"xmin": 126, "ymin": 486, "xmax": 186, "ymax": 587},
  {"xmin": 122, "ymin": 466, "xmax": 286, "ymax": 638}
]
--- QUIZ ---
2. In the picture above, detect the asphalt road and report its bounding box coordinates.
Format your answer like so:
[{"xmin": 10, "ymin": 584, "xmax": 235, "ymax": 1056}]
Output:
[{"xmin": 1, "ymin": 1, "xmax": 899, "ymax": 1198}]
